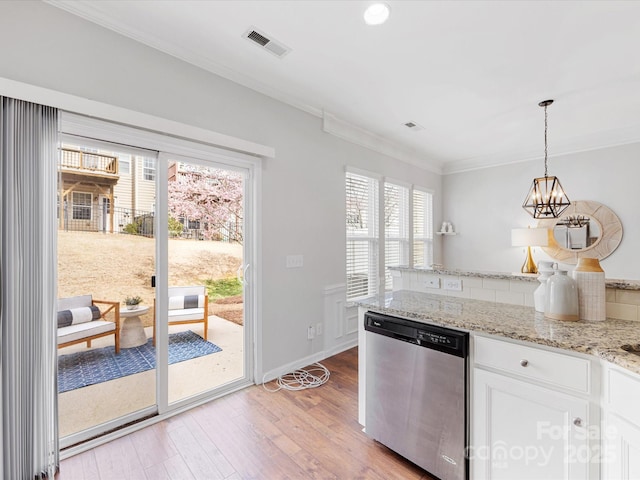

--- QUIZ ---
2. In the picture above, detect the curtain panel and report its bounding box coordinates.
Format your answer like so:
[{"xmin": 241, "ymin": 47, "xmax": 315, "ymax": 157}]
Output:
[{"xmin": 0, "ymin": 97, "xmax": 59, "ymax": 478}]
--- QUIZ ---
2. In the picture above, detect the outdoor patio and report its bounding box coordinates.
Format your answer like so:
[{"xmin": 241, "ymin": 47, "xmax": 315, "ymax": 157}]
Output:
[{"xmin": 58, "ymin": 315, "xmax": 244, "ymax": 438}]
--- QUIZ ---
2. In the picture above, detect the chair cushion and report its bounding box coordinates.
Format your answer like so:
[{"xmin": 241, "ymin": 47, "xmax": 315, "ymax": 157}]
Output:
[
  {"xmin": 168, "ymin": 294, "xmax": 205, "ymax": 310},
  {"xmin": 57, "ymin": 305, "xmax": 101, "ymax": 328},
  {"xmin": 168, "ymin": 286, "xmax": 206, "ymax": 297},
  {"xmin": 57, "ymin": 320, "xmax": 115, "ymax": 345},
  {"xmin": 168, "ymin": 308, "xmax": 205, "ymax": 321},
  {"xmin": 58, "ymin": 294, "xmax": 93, "ymax": 311}
]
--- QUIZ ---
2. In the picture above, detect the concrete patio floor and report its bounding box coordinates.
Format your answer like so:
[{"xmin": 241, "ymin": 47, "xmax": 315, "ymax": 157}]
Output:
[{"xmin": 58, "ymin": 315, "xmax": 244, "ymax": 438}]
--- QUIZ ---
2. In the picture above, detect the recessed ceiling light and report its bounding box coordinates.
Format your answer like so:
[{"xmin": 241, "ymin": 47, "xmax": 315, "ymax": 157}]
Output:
[{"xmin": 364, "ymin": 3, "xmax": 390, "ymax": 26}]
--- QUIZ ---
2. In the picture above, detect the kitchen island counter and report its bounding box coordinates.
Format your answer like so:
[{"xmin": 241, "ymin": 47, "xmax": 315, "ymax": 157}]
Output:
[{"xmin": 357, "ymin": 289, "xmax": 640, "ymax": 375}]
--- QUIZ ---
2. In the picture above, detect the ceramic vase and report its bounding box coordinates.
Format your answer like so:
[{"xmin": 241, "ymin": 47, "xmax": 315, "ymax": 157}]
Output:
[
  {"xmin": 534, "ymin": 261, "xmax": 555, "ymax": 313},
  {"xmin": 545, "ymin": 269, "xmax": 579, "ymax": 321},
  {"xmin": 572, "ymin": 258, "xmax": 606, "ymax": 321}
]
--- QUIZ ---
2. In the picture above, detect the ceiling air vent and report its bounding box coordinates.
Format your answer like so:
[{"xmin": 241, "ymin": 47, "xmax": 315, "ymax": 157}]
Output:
[
  {"xmin": 403, "ymin": 121, "xmax": 424, "ymax": 131},
  {"xmin": 243, "ymin": 27, "xmax": 291, "ymax": 58}
]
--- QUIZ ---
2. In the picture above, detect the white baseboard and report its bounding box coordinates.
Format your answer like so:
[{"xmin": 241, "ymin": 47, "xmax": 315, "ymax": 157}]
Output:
[{"xmin": 260, "ymin": 338, "xmax": 358, "ymax": 384}]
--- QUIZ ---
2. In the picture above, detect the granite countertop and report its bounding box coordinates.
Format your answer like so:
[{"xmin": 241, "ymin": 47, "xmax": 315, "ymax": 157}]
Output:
[
  {"xmin": 390, "ymin": 267, "xmax": 640, "ymax": 290},
  {"xmin": 357, "ymin": 290, "xmax": 640, "ymax": 376}
]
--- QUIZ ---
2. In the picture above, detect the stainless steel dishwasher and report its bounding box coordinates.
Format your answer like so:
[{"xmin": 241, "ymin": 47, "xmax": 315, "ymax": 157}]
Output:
[{"xmin": 364, "ymin": 311, "xmax": 468, "ymax": 480}]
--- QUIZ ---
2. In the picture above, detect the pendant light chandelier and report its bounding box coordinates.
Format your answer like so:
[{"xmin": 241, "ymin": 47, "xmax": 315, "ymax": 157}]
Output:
[{"xmin": 522, "ymin": 99, "xmax": 570, "ymax": 218}]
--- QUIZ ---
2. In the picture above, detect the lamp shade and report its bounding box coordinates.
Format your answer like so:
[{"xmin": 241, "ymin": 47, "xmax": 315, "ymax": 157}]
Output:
[{"xmin": 511, "ymin": 228, "xmax": 549, "ymax": 247}]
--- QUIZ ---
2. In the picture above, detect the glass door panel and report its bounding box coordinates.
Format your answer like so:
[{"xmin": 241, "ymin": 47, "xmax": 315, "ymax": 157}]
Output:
[
  {"xmin": 164, "ymin": 157, "xmax": 246, "ymax": 404},
  {"xmin": 57, "ymin": 141, "xmax": 157, "ymax": 440}
]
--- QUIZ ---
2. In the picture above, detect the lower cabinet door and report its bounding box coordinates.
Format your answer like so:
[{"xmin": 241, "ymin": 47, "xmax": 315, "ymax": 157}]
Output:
[
  {"xmin": 472, "ymin": 369, "xmax": 591, "ymax": 480},
  {"xmin": 603, "ymin": 413, "xmax": 640, "ymax": 480}
]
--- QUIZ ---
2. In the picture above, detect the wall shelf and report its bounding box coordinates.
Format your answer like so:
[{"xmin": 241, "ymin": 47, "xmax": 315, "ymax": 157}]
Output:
[{"xmin": 436, "ymin": 231, "xmax": 458, "ymax": 236}]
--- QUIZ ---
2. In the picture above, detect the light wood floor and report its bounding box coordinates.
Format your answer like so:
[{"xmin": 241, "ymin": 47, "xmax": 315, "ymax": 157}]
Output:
[{"xmin": 56, "ymin": 348, "xmax": 434, "ymax": 479}]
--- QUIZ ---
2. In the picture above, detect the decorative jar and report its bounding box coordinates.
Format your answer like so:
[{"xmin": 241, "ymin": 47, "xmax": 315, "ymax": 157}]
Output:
[
  {"xmin": 545, "ymin": 268, "xmax": 579, "ymax": 321},
  {"xmin": 572, "ymin": 257, "xmax": 606, "ymax": 321}
]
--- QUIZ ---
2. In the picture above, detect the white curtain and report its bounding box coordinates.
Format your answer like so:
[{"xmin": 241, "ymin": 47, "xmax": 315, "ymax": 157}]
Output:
[{"xmin": 0, "ymin": 97, "xmax": 59, "ymax": 478}]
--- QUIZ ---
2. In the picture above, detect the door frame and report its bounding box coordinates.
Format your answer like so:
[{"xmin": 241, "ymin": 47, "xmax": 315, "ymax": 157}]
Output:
[
  {"xmin": 58, "ymin": 112, "xmax": 262, "ymax": 452},
  {"xmin": 156, "ymin": 151, "xmax": 256, "ymax": 414}
]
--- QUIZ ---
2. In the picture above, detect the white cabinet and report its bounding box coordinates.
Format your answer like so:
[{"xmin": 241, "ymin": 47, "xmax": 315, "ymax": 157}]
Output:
[
  {"xmin": 473, "ymin": 368, "xmax": 591, "ymax": 479},
  {"xmin": 472, "ymin": 335, "xmax": 599, "ymax": 480},
  {"xmin": 603, "ymin": 366, "xmax": 640, "ymax": 480},
  {"xmin": 603, "ymin": 413, "xmax": 640, "ymax": 480}
]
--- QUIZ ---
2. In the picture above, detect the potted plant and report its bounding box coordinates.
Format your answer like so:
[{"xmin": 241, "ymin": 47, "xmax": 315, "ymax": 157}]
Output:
[{"xmin": 124, "ymin": 295, "xmax": 143, "ymax": 310}]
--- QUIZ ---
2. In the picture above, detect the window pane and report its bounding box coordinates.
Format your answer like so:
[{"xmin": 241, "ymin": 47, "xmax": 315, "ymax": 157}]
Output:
[
  {"xmin": 413, "ymin": 189, "xmax": 433, "ymax": 268},
  {"xmin": 143, "ymin": 158, "xmax": 156, "ymax": 181},
  {"xmin": 384, "ymin": 183, "xmax": 409, "ymax": 290},
  {"xmin": 72, "ymin": 192, "xmax": 92, "ymax": 220},
  {"xmin": 346, "ymin": 172, "xmax": 378, "ymax": 300}
]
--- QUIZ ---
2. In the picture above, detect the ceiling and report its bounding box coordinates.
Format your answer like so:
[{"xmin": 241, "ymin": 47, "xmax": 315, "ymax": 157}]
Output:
[{"xmin": 49, "ymin": 0, "xmax": 640, "ymax": 174}]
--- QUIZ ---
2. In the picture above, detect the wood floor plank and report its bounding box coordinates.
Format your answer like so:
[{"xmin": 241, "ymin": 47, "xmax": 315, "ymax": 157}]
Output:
[
  {"xmin": 129, "ymin": 421, "xmax": 178, "ymax": 469},
  {"xmin": 92, "ymin": 434, "xmax": 145, "ymax": 479},
  {"xmin": 179, "ymin": 410, "xmax": 237, "ymax": 478},
  {"xmin": 162, "ymin": 454, "xmax": 198, "ymax": 480},
  {"xmin": 60, "ymin": 348, "xmax": 436, "ymax": 480},
  {"xmin": 56, "ymin": 449, "xmax": 99, "ymax": 480},
  {"xmin": 167, "ymin": 424, "xmax": 226, "ymax": 480}
]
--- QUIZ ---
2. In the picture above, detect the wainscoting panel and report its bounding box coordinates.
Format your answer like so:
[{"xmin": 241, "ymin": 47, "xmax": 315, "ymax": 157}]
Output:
[{"xmin": 323, "ymin": 284, "xmax": 358, "ymax": 357}]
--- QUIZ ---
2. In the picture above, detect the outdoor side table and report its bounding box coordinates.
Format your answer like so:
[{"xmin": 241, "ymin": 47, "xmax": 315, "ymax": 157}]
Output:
[{"xmin": 119, "ymin": 305, "xmax": 150, "ymax": 349}]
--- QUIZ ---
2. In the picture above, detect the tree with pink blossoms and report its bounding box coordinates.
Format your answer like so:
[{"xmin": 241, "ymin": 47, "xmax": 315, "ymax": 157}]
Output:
[{"xmin": 168, "ymin": 164, "xmax": 243, "ymax": 243}]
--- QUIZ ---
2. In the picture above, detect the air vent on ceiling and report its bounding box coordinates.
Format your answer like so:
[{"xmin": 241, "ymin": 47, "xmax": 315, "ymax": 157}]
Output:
[
  {"xmin": 403, "ymin": 121, "xmax": 424, "ymax": 131},
  {"xmin": 243, "ymin": 27, "xmax": 291, "ymax": 58}
]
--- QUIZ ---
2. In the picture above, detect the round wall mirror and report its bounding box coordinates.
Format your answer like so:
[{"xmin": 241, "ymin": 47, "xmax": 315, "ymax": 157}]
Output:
[{"xmin": 537, "ymin": 200, "xmax": 622, "ymax": 264}]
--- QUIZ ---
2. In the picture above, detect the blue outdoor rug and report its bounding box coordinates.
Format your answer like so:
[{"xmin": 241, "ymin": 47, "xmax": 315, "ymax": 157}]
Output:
[{"xmin": 58, "ymin": 330, "xmax": 222, "ymax": 393}]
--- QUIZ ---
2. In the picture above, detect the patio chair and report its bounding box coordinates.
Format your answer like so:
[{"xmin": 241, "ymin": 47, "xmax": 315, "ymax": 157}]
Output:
[
  {"xmin": 153, "ymin": 285, "xmax": 209, "ymax": 343},
  {"xmin": 57, "ymin": 295, "xmax": 121, "ymax": 354}
]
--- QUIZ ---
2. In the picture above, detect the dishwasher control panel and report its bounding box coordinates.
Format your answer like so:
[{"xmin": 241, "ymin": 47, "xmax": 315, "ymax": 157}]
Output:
[{"xmin": 418, "ymin": 330, "xmax": 459, "ymax": 349}]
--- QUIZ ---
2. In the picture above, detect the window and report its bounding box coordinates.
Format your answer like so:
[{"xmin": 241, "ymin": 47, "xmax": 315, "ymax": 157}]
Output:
[
  {"xmin": 119, "ymin": 154, "xmax": 131, "ymax": 174},
  {"xmin": 346, "ymin": 171, "xmax": 378, "ymax": 300},
  {"xmin": 384, "ymin": 182, "xmax": 409, "ymax": 290},
  {"xmin": 346, "ymin": 171, "xmax": 434, "ymax": 300},
  {"xmin": 72, "ymin": 192, "xmax": 92, "ymax": 220},
  {"xmin": 413, "ymin": 189, "xmax": 434, "ymax": 268},
  {"xmin": 143, "ymin": 158, "xmax": 156, "ymax": 181}
]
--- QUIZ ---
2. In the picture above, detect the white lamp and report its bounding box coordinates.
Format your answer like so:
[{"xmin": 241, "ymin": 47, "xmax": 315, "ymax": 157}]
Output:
[{"xmin": 511, "ymin": 227, "xmax": 549, "ymax": 274}]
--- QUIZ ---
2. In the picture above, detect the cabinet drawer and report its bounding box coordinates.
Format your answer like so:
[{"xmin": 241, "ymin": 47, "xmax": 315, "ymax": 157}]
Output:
[
  {"xmin": 607, "ymin": 368, "xmax": 640, "ymax": 427},
  {"xmin": 474, "ymin": 335, "xmax": 591, "ymax": 394}
]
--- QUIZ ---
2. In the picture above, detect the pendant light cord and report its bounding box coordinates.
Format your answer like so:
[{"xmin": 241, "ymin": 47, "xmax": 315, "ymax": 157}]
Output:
[{"xmin": 544, "ymin": 103, "xmax": 548, "ymax": 177}]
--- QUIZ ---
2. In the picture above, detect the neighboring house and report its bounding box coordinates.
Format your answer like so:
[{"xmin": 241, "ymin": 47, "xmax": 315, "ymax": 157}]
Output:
[{"xmin": 58, "ymin": 145, "xmax": 156, "ymax": 234}]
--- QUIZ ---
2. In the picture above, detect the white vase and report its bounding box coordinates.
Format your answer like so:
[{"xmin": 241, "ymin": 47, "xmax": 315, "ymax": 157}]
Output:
[
  {"xmin": 545, "ymin": 269, "xmax": 579, "ymax": 321},
  {"xmin": 534, "ymin": 261, "xmax": 555, "ymax": 313},
  {"xmin": 572, "ymin": 258, "xmax": 606, "ymax": 322}
]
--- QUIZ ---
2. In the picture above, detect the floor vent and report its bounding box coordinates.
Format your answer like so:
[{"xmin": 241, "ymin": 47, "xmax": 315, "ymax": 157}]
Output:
[{"xmin": 243, "ymin": 27, "xmax": 291, "ymax": 58}]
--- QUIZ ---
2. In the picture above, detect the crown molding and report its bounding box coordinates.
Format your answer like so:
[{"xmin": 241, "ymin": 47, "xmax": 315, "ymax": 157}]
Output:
[
  {"xmin": 322, "ymin": 112, "xmax": 443, "ymax": 175},
  {"xmin": 442, "ymin": 123, "xmax": 640, "ymax": 175}
]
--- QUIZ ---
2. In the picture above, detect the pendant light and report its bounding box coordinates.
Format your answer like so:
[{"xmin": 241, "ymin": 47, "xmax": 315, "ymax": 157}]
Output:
[{"xmin": 522, "ymin": 99, "xmax": 570, "ymax": 218}]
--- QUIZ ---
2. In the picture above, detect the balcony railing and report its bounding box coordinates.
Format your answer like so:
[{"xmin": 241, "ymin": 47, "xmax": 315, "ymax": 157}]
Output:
[{"xmin": 60, "ymin": 148, "xmax": 118, "ymax": 175}]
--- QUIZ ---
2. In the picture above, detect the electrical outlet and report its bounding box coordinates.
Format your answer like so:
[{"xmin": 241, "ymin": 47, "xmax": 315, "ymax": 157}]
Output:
[
  {"xmin": 286, "ymin": 254, "xmax": 304, "ymax": 268},
  {"xmin": 316, "ymin": 322, "xmax": 323, "ymax": 336},
  {"xmin": 444, "ymin": 278, "xmax": 462, "ymax": 291},
  {"xmin": 307, "ymin": 325, "xmax": 315, "ymax": 340},
  {"xmin": 425, "ymin": 277, "xmax": 440, "ymax": 289}
]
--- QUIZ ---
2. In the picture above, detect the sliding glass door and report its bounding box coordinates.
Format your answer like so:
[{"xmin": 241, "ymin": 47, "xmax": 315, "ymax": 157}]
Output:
[{"xmin": 57, "ymin": 114, "xmax": 256, "ymax": 447}]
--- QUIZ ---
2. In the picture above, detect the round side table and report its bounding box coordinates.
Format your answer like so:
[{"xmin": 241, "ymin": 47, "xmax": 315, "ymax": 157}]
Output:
[{"xmin": 119, "ymin": 305, "xmax": 150, "ymax": 348}]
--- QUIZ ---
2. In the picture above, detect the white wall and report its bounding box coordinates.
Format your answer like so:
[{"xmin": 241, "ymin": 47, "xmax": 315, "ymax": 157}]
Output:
[
  {"xmin": 0, "ymin": 2, "xmax": 442, "ymax": 373},
  {"xmin": 443, "ymin": 142, "xmax": 640, "ymax": 280}
]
